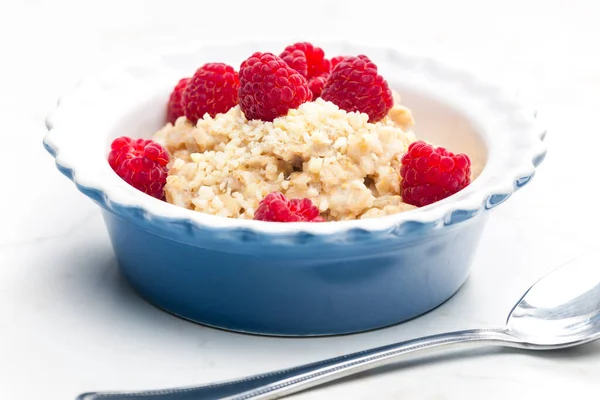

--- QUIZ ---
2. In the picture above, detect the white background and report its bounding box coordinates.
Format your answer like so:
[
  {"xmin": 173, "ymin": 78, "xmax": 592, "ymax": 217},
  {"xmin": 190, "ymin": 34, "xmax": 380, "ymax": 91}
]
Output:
[{"xmin": 1, "ymin": 0, "xmax": 599, "ymax": 399}]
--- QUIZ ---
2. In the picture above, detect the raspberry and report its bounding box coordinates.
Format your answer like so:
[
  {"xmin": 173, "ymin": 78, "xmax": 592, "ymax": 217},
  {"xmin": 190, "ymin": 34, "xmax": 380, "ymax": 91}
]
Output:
[
  {"xmin": 108, "ymin": 136, "xmax": 170, "ymax": 200},
  {"xmin": 308, "ymin": 74, "xmax": 328, "ymax": 98},
  {"xmin": 279, "ymin": 48, "xmax": 308, "ymax": 77},
  {"xmin": 182, "ymin": 63, "xmax": 239, "ymax": 124},
  {"xmin": 280, "ymin": 42, "xmax": 331, "ymax": 80},
  {"xmin": 330, "ymin": 56, "xmax": 347, "ymax": 69},
  {"xmin": 399, "ymin": 141, "xmax": 471, "ymax": 207},
  {"xmin": 280, "ymin": 42, "xmax": 331, "ymax": 99},
  {"xmin": 321, "ymin": 55, "xmax": 394, "ymax": 123},
  {"xmin": 254, "ymin": 192, "xmax": 324, "ymax": 222},
  {"xmin": 239, "ymin": 52, "xmax": 312, "ymax": 122},
  {"xmin": 166, "ymin": 78, "xmax": 189, "ymax": 124}
]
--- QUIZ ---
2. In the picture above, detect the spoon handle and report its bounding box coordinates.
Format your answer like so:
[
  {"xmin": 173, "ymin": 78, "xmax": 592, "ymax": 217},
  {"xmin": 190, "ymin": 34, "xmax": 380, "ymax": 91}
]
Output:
[{"xmin": 78, "ymin": 328, "xmax": 516, "ymax": 400}]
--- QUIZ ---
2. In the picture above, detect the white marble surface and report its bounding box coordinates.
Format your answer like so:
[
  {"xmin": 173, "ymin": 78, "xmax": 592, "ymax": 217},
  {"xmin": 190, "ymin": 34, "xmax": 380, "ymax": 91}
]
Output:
[{"xmin": 1, "ymin": 0, "xmax": 599, "ymax": 398}]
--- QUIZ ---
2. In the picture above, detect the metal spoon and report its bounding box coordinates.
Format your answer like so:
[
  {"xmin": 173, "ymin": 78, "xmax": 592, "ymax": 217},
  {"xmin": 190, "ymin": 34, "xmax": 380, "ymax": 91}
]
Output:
[{"xmin": 78, "ymin": 254, "xmax": 600, "ymax": 400}]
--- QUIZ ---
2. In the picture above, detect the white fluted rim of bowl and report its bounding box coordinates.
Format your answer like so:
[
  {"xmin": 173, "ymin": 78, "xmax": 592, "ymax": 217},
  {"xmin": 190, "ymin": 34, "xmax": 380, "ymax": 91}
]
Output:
[{"xmin": 43, "ymin": 40, "xmax": 547, "ymax": 238}]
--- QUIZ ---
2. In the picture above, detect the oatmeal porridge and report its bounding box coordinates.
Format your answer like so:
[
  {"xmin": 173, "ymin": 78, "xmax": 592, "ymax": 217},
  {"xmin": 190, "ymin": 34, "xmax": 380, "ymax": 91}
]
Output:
[{"xmin": 153, "ymin": 96, "xmax": 417, "ymax": 221}]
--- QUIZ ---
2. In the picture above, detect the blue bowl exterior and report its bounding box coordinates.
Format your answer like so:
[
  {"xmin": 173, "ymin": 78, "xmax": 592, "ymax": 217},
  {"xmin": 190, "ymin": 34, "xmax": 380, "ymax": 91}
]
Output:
[{"xmin": 102, "ymin": 209, "xmax": 489, "ymax": 336}]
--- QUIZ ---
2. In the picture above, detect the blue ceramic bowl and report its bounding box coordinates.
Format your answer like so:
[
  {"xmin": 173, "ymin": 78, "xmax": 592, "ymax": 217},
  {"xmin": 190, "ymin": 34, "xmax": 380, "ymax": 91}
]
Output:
[{"xmin": 43, "ymin": 41, "xmax": 547, "ymax": 336}]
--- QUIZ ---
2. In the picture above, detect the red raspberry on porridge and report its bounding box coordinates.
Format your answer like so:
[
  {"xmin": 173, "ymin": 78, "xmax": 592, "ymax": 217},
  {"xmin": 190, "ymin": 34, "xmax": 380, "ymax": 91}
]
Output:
[{"xmin": 108, "ymin": 136, "xmax": 169, "ymax": 200}]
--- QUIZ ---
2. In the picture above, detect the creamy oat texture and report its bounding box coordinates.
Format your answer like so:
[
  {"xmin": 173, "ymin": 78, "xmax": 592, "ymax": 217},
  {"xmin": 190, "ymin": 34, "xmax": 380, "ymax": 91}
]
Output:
[{"xmin": 153, "ymin": 97, "xmax": 419, "ymax": 221}]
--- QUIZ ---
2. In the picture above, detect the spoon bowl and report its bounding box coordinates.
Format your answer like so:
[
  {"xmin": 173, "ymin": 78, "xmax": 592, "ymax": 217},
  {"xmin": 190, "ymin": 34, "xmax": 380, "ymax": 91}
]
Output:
[{"xmin": 505, "ymin": 255, "xmax": 600, "ymax": 348}]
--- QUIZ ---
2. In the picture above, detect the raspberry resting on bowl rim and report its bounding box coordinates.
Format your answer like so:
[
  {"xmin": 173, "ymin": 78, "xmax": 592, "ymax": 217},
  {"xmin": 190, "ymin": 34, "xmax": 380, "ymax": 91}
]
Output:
[
  {"xmin": 108, "ymin": 42, "xmax": 480, "ymax": 222},
  {"xmin": 108, "ymin": 136, "xmax": 170, "ymax": 200}
]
